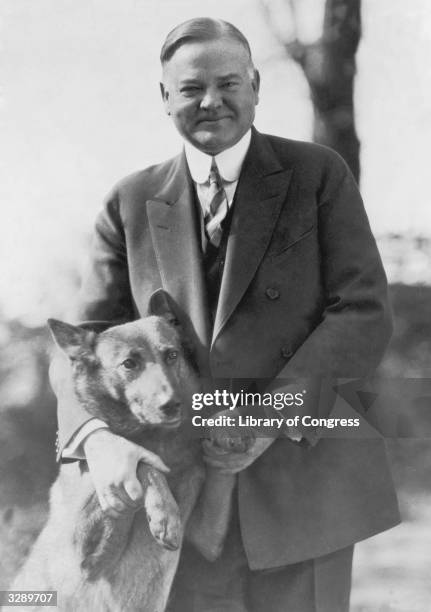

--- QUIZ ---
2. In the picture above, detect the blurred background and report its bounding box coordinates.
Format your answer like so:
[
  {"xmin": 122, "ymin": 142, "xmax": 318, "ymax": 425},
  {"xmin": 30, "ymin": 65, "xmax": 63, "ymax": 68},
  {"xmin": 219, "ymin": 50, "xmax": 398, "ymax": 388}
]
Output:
[{"xmin": 1, "ymin": 1, "xmax": 431, "ymax": 609}]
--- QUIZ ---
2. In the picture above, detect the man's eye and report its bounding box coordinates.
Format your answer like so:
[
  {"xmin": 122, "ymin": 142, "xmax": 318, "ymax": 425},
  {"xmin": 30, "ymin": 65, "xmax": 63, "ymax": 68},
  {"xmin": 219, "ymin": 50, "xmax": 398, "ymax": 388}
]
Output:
[
  {"xmin": 223, "ymin": 82, "xmax": 238, "ymax": 89},
  {"xmin": 165, "ymin": 350, "xmax": 178, "ymax": 364},
  {"xmin": 121, "ymin": 358, "xmax": 138, "ymax": 370},
  {"xmin": 181, "ymin": 86, "xmax": 200, "ymax": 95}
]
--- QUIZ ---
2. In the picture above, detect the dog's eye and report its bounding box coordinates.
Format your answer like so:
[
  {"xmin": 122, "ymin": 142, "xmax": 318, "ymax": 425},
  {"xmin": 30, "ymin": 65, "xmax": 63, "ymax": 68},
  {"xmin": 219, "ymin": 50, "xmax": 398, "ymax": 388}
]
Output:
[
  {"xmin": 165, "ymin": 350, "xmax": 178, "ymax": 364},
  {"xmin": 121, "ymin": 358, "xmax": 138, "ymax": 370}
]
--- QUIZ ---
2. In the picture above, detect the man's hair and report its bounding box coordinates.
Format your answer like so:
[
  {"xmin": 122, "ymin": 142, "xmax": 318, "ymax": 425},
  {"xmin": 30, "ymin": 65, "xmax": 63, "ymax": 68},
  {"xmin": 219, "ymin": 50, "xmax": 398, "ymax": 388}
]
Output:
[{"xmin": 160, "ymin": 18, "xmax": 253, "ymax": 65}]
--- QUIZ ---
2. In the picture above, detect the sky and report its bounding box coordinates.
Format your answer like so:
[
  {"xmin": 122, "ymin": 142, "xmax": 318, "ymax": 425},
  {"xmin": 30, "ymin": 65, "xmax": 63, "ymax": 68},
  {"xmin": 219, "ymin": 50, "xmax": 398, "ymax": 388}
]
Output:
[{"xmin": 1, "ymin": 0, "xmax": 431, "ymax": 323}]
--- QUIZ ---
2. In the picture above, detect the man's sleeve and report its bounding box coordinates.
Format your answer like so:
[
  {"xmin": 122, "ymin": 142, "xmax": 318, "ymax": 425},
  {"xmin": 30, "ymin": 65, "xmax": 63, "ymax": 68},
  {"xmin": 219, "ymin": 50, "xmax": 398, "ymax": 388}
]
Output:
[
  {"xmin": 264, "ymin": 155, "xmax": 393, "ymax": 441},
  {"xmin": 61, "ymin": 419, "xmax": 109, "ymax": 460},
  {"xmin": 53, "ymin": 189, "xmax": 135, "ymax": 461}
]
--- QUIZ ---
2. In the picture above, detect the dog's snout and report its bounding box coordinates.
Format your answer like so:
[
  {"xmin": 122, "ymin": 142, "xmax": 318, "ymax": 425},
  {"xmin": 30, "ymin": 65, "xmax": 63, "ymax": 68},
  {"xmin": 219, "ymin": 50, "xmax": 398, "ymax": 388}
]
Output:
[{"xmin": 160, "ymin": 400, "xmax": 181, "ymax": 418}]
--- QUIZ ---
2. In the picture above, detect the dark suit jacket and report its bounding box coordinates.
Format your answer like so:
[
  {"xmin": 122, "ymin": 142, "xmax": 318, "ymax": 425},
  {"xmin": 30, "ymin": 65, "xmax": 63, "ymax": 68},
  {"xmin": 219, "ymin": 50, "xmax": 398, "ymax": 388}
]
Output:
[{"xmin": 54, "ymin": 128, "xmax": 400, "ymax": 568}]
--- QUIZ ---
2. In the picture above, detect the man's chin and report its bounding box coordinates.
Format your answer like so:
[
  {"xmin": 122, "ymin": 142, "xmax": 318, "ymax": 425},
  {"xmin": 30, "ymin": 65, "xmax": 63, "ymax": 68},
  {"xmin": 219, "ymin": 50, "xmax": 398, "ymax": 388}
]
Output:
[{"xmin": 190, "ymin": 131, "xmax": 236, "ymax": 155}]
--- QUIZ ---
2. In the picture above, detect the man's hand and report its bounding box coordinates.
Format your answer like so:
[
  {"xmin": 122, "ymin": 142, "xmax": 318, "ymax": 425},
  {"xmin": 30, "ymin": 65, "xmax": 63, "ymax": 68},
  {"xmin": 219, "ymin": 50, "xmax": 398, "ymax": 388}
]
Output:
[
  {"xmin": 83, "ymin": 429, "xmax": 169, "ymax": 518},
  {"xmin": 203, "ymin": 409, "xmax": 275, "ymax": 474},
  {"xmin": 203, "ymin": 436, "xmax": 275, "ymax": 473}
]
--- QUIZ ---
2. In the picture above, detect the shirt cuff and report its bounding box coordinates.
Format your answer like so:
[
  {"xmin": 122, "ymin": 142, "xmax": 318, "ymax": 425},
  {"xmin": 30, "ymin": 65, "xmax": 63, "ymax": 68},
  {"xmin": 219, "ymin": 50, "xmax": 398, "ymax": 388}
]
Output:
[{"xmin": 62, "ymin": 419, "xmax": 109, "ymax": 460}]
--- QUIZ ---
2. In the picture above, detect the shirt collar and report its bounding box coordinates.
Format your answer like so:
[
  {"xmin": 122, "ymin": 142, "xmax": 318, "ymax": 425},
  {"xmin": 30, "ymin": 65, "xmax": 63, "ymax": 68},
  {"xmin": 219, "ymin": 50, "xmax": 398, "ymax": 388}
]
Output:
[{"xmin": 184, "ymin": 129, "xmax": 252, "ymax": 184}]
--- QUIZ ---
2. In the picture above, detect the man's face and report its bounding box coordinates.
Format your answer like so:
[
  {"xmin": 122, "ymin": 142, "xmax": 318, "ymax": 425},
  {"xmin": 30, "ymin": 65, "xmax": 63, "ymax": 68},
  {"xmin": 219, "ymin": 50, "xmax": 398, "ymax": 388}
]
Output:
[{"xmin": 160, "ymin": 37, "xmax": 260, "ymax": 155}]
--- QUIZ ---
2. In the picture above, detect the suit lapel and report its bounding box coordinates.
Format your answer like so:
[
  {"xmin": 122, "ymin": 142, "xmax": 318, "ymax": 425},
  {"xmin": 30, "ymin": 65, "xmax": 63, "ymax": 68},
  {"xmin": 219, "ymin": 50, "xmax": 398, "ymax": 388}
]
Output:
[
  {"xmin": 212, "ymin": 130, "xmax": 293, "ymax": 346},
  {"xmin": 145, "ymin": 133, "xmax": 294, "ymax": 366},
  {"xmin": 146, "ymin": 154, "xmax": 211, "ymax": 372}
]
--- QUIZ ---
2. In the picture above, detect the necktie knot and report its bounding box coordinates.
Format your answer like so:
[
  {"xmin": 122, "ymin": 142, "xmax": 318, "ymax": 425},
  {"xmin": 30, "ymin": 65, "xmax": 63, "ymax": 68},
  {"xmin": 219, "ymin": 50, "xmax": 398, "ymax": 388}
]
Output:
[{"xmin": 209, "ymin": 160, "xmax": 222, "ymax": 187}]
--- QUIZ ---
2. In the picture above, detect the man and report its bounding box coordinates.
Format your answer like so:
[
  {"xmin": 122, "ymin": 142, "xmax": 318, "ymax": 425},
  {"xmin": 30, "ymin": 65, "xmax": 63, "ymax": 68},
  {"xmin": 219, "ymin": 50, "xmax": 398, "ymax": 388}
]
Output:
[{"xmin": 53, "ymin": 18, "xmax": 400, "ymax": 612}]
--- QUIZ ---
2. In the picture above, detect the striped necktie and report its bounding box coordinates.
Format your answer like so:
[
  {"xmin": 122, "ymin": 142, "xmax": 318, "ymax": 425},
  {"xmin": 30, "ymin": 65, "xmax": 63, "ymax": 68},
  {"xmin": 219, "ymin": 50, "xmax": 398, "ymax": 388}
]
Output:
[{"xmin": 204, "ymin": 159, "xmax": 229, "ymax": 249}]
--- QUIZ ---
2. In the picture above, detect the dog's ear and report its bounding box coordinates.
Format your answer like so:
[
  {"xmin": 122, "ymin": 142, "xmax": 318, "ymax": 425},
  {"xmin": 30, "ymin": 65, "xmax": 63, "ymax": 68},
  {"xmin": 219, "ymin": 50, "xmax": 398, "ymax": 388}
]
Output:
[
  {"xmin": 148, "ymin": 290, "xmax": 179, "ymax": 326},
  {"xmin": 149, "ymin": 290, "xmax": 199, "ymax": 372},
  {"xmin": 47, "ymin": 319, "xmax": 96, "ymax": 361}
]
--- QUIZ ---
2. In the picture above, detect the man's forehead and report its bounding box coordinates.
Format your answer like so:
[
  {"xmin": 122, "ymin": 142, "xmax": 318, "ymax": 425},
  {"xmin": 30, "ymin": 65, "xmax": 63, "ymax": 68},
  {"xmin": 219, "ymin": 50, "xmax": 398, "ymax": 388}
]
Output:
[
  {"xmin": 176, "ymin": 69, "xmax": 245, "ymax": 83},
  {"xmin": 163, "ymin": 38, "xmax": 251, "ymax": 74}
]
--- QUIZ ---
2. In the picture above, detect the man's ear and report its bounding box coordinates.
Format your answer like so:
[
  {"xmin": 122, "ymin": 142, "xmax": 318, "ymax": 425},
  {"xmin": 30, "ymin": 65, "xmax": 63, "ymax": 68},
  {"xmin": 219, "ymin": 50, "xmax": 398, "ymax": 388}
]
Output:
[
  {"xmin": 47, "ymin": 319, "xmax": 96, "ymax": 361},
  {"xmin": 148, "ymin": 289, "xmax": 179, "ymax": 326},
  {"xmin": 252, "ymin": 69, "xmax": 260, "ymax": 105},
  {"xmin": 160, "ymin": 82, "xmax": 170, "ymax": 115}
]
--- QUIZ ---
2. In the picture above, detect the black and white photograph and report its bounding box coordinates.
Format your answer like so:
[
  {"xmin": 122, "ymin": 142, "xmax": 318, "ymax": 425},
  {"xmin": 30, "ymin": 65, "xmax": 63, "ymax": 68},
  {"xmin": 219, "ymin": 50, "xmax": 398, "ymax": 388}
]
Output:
[{"xmin": 1, "ymin": 1, "xmax": 431, "ymax": 611}]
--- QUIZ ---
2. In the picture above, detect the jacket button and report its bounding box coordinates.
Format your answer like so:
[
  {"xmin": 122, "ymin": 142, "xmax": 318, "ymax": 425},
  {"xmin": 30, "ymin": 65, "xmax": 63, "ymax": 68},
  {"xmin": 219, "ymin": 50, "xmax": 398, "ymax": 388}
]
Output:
[
  {"xmin": 281, "ymin": 347, "xmax": 293, "ymax": 359},
  {"xmin": 265, "ymin": 287, "xmax": 280, "ymax": 300}
]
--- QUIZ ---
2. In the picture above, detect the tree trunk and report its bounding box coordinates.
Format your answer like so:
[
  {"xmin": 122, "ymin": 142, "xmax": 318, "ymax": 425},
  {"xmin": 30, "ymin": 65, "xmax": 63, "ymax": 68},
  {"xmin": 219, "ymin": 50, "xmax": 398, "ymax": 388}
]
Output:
[{"xmin": 262, "ymin": 0, "xmax": 362, "ymax": 182}]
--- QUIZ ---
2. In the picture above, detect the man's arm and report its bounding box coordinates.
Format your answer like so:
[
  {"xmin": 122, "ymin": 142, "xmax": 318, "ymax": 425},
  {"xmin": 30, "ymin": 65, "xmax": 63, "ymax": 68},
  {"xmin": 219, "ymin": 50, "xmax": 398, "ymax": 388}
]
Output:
[
  {"xmin": 51, "ymin": 189, "xmax": 170, "ymax": 517},
  {"xmin": 283, "ymin": 156, "xmax": 392, "ymax": 377},
  {"xmin": 264, "ymin": 154, "xmax": 392, "ymax": 439},
  {"xmin": 50, "ymin": 346, "xmax": 110, "ymax": 460},
  {"xmin": 53, "ymin": 189, "xmax": 135, "ymax": 459},
  {"xmin": 61, "ymin": 419, "xmax": 109, "ymax": 460}
]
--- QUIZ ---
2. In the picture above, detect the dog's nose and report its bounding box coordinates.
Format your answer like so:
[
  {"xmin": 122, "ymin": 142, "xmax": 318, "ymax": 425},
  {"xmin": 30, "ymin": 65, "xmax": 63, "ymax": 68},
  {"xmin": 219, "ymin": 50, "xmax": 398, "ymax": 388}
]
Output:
[{"xmin": 160, "ymin": 400, "xmax": 181, "ymax": 418}]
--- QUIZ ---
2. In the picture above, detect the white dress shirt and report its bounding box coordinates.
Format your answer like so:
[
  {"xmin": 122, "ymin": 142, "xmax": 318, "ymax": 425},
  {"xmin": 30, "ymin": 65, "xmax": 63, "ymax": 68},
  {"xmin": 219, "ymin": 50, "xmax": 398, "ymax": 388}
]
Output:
[
  {"xmin": 62, "ymin": 131, "xmax": 252, "ymax": 459},
  {"xmin": 184, "ymin": 129, "xmax": 251, "ymax": 211}
]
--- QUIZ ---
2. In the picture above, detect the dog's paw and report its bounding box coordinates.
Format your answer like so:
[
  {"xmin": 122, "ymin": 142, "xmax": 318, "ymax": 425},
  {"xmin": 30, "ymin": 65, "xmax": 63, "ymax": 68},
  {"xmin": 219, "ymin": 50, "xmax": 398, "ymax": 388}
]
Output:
[
  {"xmin": 146, "ymin": 504, "xmax": 182, "ymax": 551},
  {"xmin": 211, "ymin": 426, "xmax": 255, "ymax": 453},
  {"xmin": 145, "ymin": 484, "xmax": 182, "ymax": 550}
]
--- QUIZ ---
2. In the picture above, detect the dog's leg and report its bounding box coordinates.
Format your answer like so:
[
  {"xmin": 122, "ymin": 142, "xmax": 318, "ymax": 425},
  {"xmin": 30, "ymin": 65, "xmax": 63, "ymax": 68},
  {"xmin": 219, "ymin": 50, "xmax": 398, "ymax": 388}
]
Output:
[
  {"xmin": 74, "ymin": 491, "xmax": 134, "ymax": 582},
  {"xmin": 137, "ymin": 464, "xmax": 183, "ymax": 551},
  {"xmin": 185, "ymin": 468, "xmax": 236, "ymax": 561},
  {"xmin": 108, "ymin": 466, "xmax": 204, "ymax": 612},
  {"xmin": 185, "ymin": 425, "xmax": 255, "ymax": 561},
  {"xmin": 170, "ymin": 464, "xmax": 205, "ymax": 523}
]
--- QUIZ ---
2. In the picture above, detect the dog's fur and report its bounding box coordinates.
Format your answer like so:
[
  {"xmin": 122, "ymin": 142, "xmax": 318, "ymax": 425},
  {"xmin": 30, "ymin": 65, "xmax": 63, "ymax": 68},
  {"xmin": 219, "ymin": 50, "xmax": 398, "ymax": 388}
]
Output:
[{"xmin": 12, "ymin": 292, "xmax": 207, "ymax": 612}]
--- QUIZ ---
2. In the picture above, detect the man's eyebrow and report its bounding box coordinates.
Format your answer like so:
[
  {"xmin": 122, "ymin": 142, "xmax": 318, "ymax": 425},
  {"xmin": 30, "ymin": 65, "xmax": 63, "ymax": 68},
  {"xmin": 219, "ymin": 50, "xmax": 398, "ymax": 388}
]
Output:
[
  {"xmin": 177, "ymin": 73, "xmax": 244, "ymax": 86},
  {"xmin": 218, "ymin": 73, "xmax": 242, "ymax": 81},
  {"xmin": 178, "ymin": 78, "xmax": 202, "ymax": 85}
]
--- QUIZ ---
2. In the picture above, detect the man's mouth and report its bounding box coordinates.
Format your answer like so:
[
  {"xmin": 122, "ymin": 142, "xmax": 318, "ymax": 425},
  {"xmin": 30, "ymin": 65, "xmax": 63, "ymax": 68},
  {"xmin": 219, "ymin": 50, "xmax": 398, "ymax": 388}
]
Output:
[{"xmin": 198, "ymin": 117, "xmax": 230, "ymax": 123}]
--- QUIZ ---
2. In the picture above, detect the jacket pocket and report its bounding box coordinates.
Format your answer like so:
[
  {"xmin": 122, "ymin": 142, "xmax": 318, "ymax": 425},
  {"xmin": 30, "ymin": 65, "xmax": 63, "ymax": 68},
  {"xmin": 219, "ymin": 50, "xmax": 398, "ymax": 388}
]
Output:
[{"xmin": 269, "ymin": 225, "xmax": 316, "ymax": 259}]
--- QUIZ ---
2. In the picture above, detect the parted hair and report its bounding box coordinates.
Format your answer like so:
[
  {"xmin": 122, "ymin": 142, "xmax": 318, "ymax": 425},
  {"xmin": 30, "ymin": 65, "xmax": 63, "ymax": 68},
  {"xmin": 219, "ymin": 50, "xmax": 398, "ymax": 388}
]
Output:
[{"xmin": 160, "ymin": 18, "xmax": 253, "ymax": 65}]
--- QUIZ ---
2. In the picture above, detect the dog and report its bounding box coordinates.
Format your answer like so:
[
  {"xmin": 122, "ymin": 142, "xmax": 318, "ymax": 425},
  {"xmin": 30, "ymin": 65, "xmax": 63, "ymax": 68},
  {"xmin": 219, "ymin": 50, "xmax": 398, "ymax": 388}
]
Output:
[{"xmin": 11, "ymin": 291, "xmax": 212, "ymax": 612}]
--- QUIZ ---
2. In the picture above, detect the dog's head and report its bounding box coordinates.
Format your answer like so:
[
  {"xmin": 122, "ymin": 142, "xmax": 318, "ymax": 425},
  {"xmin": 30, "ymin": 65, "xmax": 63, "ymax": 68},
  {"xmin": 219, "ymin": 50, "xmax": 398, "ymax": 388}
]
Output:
[{"xmin": 48, "ymin": 292, "xmax": 200, "ymax": 438}]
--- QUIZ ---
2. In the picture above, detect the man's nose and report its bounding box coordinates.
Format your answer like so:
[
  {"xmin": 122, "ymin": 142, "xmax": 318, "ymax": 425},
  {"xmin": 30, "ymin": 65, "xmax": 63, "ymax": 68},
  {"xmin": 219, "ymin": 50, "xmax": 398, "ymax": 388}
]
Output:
[{"xmin": 200, "ymin": 88, "xmax": 223, "ymax": 110}]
